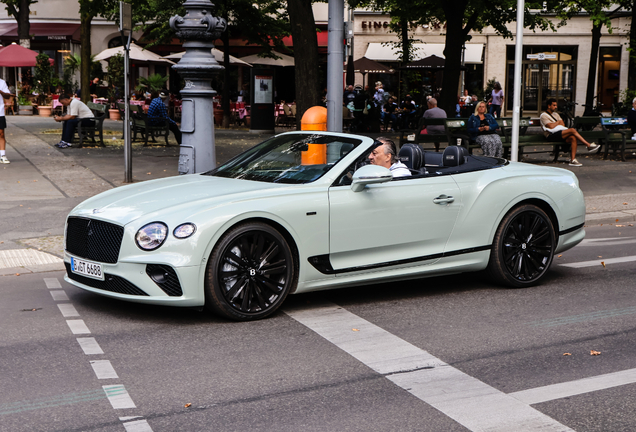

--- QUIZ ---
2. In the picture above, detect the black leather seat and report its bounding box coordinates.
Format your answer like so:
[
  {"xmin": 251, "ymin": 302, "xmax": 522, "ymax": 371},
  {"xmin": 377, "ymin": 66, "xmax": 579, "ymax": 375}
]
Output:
[
  {"xmin": 423, "ymin": 152, "xmax": 443, "ymax": 167},
  {"xmin": 442, "ymin": 145, "xmax": 469, "ymax": 167},
  {"xmin": 398, "ymin": 144, "xmax": 427, "ymax": 174}
]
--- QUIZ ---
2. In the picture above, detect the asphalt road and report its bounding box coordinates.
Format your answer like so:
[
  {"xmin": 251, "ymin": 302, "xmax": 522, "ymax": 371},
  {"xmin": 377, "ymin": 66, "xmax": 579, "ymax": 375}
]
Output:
[{"xmin": 1, "ymin": 223, "xmax": 635, "ymax": 432}]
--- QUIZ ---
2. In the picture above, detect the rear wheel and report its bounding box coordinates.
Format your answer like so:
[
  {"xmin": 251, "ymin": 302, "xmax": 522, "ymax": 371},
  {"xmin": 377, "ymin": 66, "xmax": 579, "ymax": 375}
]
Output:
[
  {"xmin": 487, "ymin": 204, "xmax": 555, "ymax": 288},
  {"xmin": 205, "ymin": 222, "xmax": 297, "ymax": 321}
]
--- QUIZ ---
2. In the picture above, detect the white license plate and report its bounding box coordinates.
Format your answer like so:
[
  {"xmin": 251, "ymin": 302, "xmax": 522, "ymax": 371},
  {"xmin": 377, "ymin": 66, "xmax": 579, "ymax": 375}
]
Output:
[{"xmin": 70, "ymin": 256, "xmax": 104, "ymax": 281}]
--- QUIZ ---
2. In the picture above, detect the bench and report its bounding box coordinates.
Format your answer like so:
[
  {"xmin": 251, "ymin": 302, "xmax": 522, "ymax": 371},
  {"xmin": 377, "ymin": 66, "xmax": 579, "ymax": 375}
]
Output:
[
  {"xmin": 399, "ymin": 117, "xmax": 449, "ymax": 151},
  {"xmin": 600, "ymin": 117, "xmax": 636, "ymax": 161},
  {"xmin": 117, "ymin": 103, "xmax": 171, "ymax": 146},
  {"xmin": 74, "ymin": 102, "xmax": 107, "ymax": 147}
]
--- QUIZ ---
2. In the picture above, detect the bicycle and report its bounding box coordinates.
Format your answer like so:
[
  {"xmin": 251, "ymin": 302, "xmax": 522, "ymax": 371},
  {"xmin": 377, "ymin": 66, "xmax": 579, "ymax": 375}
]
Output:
[
  {"xmin": 582, "ymin": 95, "xmax": 604, "ymax": 117},
  {"xmin": 559, "ymin": 98, "xmax": 577, "ymax": 128}
]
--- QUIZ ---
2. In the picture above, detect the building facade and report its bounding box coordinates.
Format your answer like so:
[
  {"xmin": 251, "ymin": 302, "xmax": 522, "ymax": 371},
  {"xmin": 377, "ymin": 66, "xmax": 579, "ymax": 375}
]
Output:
[{"xmin": 352, "ymin": 11, "xmax": 632, "ymax": 116}]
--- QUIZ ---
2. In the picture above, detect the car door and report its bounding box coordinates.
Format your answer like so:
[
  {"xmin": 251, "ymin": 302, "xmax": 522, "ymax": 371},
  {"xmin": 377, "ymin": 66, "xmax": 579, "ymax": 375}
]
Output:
[{"xmin": 327, "ymin": 175, "xmax": 461, "ymax": 274}]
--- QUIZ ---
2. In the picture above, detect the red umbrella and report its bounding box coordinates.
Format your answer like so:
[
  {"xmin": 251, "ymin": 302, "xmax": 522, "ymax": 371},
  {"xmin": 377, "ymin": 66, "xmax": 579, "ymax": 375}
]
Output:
[{"xmin": 0, "ymin": 43, "xmax": 38, "ymax": 67}]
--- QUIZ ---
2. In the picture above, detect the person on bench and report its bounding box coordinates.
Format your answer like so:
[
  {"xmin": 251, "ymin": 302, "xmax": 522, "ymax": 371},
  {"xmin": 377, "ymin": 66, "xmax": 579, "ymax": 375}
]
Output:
[
  {"xmin": 422, "ymin": 97, "xmax": 447, "ymax": 152},
  {"xmin": 540, "ymin": 98, "xmax": 600, "ymax": 167},
  {"xmin": 53, "ymin": 94, "xmax": 94, "ymax": 149},
  {"xmin": 467, "ymin": 101, "xmax": 503, "ymax": 158},
  {"xmin": 628, "ymin": 96, "xmax": 636, "ymax": 138},
  {"xmin": 368, "ymin": 137, "xmax": 411, "ymax": 177}
]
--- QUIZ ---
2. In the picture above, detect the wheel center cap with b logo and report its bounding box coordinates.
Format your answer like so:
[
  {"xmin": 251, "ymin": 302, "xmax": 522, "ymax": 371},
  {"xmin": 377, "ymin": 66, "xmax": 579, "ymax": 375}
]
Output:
[{"xmin": 249, "ymin": 269, "xmax": 256, "ymax": 276}]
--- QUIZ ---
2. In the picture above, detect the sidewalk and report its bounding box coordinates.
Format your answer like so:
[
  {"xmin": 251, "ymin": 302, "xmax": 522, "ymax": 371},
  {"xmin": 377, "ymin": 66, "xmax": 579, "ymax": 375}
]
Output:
[{"xmin": 1, "ymin": 114, "xmax": 635, "ymax": 274}]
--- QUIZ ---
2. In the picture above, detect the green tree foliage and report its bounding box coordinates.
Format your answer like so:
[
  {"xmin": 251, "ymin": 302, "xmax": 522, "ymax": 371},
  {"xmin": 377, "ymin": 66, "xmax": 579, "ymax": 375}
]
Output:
[
  {"xmin": 33, "ymin": 53, "xmax": 58, "ymax": 105},
  {"xmin": 106, "ymin": 53, "xmax": 125, "ymax": 106},
  {"xmin": 135, "ymin": 73, "xmax": 168, "ymax": 93},
  {"xmin": 1, "ymin": 0, "xmax": 37, "ymax": 46}
]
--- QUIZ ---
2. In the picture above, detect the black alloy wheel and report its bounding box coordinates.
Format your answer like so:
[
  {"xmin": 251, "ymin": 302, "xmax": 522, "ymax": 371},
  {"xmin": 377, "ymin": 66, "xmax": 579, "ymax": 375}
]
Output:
[
  {"xmin": 205, "ymin": 222, "xmax": 297, "ymax": 321},
  {"xmin": 487, "ymin": 204, "xmax": 555, "ymax": 288}
]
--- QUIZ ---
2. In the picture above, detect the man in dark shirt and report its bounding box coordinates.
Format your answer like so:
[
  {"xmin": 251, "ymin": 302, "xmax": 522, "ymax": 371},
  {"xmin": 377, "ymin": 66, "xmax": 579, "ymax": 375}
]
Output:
[{"xmin": 147, "ymin": 90, "xmax": 181, "ymax": 144}]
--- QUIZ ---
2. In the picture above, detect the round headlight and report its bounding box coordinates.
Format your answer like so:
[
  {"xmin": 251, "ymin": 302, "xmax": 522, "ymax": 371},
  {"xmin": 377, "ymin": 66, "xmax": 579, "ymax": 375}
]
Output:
[
  {"xmin": 135, "ymin": 222, "xmax": 168, "ymax": 251},
  {"xmin": 173, "ymin": 223, "xmax": 196, "ymax": 239}
]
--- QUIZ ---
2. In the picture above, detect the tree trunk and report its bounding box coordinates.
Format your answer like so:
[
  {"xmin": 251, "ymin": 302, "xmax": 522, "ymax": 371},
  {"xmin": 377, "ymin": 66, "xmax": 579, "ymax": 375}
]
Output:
[
  {"xmin": 628, "ymin": 0, "xmax": 636, "ymax": 91},
  {"xmin": 400, "ymin": 18, "xmax": 409, "ymax": 100},
  {"xmin": 80, "ymin": 13, "xmax": 93, "ymax": 103},
  {"xmin": 18, "ymin": 0, "xmax": 30, "ymax": 48},
  {"xmin": 287, "ymin": 0, "xmax": 320, "ymax": 129},
  {"xmin": 221, "ymin": 11, "xmax": 231, "ymax": 129},
  {"xmin": 439, "ymin": 11, "xmax": 465, "ymax": 117},
  {"xmin": 584, "ymin": 23, "xmax": 602, "ymax": 115}
]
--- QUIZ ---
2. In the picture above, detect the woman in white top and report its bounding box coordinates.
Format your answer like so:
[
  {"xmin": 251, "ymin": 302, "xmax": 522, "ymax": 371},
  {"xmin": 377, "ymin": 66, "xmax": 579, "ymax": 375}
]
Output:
[{"xmin": 488, "ymin": 82, "xmax": 503, "ymax": 118}]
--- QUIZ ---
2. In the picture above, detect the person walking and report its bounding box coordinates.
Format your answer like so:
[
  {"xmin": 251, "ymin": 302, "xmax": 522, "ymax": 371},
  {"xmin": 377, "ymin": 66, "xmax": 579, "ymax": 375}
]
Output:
[
  {"xmin": 0, "ymin": 77, "xmax": 16, "ymax": 163},
  {"xmin": 488, "ymin": 82, "xmax": 504, "ymax": 118},
  {"xmin": 53, "ymin": 94, "xmax": 95, "ymax": 148}
]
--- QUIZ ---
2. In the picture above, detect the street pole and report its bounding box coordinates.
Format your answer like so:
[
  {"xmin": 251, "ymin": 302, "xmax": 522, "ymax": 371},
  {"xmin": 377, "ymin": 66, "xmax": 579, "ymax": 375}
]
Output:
[
  {"xmin": 326, "ymin": 0, "xmax": 343, "ymax": 132},
  {"xmin": 170, "ymin": 0, "xmax": 226, "ymax": 175},
  {"xmin": 510, "ymin": 0, "xmax": 524, "ymax": 162},
  {"xmin": 119, "ymin": 2, "xmax": 133, "ymax": 183}
]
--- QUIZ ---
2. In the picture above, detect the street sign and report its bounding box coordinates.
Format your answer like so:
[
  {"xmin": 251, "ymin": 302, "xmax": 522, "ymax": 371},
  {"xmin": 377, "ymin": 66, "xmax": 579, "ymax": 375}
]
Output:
[{"xmin": 526, "ymin": 53, "xmax": 556, "ymax": 60}]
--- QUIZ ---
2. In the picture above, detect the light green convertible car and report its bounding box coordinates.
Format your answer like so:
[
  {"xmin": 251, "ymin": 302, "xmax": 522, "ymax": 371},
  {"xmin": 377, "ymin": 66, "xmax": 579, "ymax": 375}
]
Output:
[{"xmin": 64, "ymin": 132, "xmax": 586, "ymax": 321}]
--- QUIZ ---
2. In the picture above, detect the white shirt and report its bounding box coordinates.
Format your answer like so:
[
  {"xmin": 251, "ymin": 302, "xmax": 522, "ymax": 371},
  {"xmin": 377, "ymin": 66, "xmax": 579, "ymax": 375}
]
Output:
[
  {"xmin": 69, "ymin": 98, "xmax": 94, "ymax": 119},
  {"xmin": 390, "ymin": 161, "xmax": 411, "ymax": 177},
  {"xmin": 0, "ymin": 79, "xmax": 9, "ymax": 117}
]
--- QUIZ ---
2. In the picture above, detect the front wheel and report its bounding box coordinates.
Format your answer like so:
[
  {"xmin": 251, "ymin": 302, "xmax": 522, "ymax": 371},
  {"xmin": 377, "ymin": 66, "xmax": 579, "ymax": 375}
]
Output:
[
  {"xmin": 205, "ymin": 222, "xmax": 297, "ymax": 321},
  {"xmin": 487, "ymin": 204, "xmax": 555, "ymax": 288}
]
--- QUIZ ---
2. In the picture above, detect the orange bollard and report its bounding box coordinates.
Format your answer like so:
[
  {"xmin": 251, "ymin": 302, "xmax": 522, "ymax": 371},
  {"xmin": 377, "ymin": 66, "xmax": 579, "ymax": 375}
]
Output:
[{"xmin": 300, "ymin": 106, "xmax": 327, "ymax": 165}]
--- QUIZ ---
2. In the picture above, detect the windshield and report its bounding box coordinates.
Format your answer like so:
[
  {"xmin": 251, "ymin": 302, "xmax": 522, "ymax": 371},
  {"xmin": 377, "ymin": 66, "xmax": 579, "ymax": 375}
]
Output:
[{"xmin": 205, "ymin": 134, "xmax": 363, "ymax": 184}]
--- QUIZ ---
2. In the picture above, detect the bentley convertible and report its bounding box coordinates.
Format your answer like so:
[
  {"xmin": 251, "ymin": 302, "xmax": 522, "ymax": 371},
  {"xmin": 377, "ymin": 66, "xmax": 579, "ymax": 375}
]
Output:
[{"xmin": 64, "ymin": 132, "xmax": 586, "ymax": 321}]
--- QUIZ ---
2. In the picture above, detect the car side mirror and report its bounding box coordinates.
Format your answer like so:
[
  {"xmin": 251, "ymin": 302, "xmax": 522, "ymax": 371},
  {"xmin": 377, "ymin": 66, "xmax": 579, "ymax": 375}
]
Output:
[{"xmin": 351, "ymin": 164, "xmax": 393, "ymax": 192}]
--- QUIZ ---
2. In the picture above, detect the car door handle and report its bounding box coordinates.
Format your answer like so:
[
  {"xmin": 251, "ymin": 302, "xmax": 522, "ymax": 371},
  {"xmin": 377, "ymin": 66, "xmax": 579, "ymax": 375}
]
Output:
[{"xmin": 433, "ymin": 195, "xmax": 454, "ymax": 204}]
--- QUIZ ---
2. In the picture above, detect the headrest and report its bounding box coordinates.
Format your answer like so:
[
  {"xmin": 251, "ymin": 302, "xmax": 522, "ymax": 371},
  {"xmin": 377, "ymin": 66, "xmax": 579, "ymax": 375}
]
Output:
[
  {"xmin": 442, "ymin": 145, "xmax": 468, "ymax": 167},
  {"xmin": 398, "ymin": 144, "xmax": 423, "ymax": 170}
]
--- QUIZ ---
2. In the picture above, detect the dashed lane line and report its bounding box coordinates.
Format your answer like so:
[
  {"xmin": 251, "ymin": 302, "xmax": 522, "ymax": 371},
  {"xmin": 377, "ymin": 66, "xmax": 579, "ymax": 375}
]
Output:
[
  {"xmin": 66, "ymin": 319, "xmax": 91, "ymax": 335},
  {"xmin": 560, "ymin": 255, "xmax": 636, "ymax": 268},
  {"xmin": 44, "ymin": 277, "xmax": 62, "ymax": 289},
  {"xmin": 285, "ymin": 301, "xmax": 573, "ymax": 432},
  {"xmin": 91, "ymin": 360, "xmax": 119, "ymax": 380},
  {"xmin": 121, "ymin": 418, "xmax": 154, "ymax": 432},
  {"xmin": 50, "ymin": 290, "xmax": 69, "ymax": 301},
  {"xmin": 510, "ymin": 368, "xmax": 636, "ymax": 405},
  {"xmin": 103, "ymin": 385, "xmax": 137, "ymax": 409},
  {"xmin": 58, "ymin": 303, "xmax": 79, "ymax": 317},
  {"xmin": 77, "ymin": 337, "xmax": 104, "ymax": 355}
]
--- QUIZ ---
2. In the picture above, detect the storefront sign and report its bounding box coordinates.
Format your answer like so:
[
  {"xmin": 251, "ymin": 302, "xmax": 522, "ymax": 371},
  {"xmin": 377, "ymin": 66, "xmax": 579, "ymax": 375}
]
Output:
[{"xmin": 526, "ymin": 53, "xmax": 557, "ymax": 60}]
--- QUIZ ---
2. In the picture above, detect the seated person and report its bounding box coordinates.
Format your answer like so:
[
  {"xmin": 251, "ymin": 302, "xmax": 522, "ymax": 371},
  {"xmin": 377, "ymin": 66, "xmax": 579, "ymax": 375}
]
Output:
[
  {"xmin": 381, "ymin": 96, "xmax": 398, "ymax": 130},
  {"xmin": 422, "ymin": 97, "xmax": 447, "ymax": 152},
  {"xmin": 628, "ymin": 97, "xmax": 636, "ymax": 137},
  {"xmin": 540, "ymin": 98, "xmax": 599, "ymax": 167},
  {"xmin": 368, "ymin": 137, "xmax": 411, "ymax": 177},
  {"xmin": 467, "ymin": 101, "xmax": 503, "ymax": 158},
  {"xmin": 53, "ymin": 94, "xmax": 94, "ymax": 148},
  {"xmin": 148, "ymin": 89, "xmax": 182, "ymax": 144}
]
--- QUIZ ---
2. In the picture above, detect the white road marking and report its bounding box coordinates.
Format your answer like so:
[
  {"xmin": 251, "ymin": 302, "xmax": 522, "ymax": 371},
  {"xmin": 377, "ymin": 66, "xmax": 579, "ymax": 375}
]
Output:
[
  {"xmin": 510, "ymin": 368, "xmax": 636, "ymax": 405},
  {"xmin": 103, "ymin": 385, "xmax": 136, "ymax": 409},
  {"xmin": 77, "ymin": 337, "xmax": 104, "ymax": 355},
  {"xmin": 57, "ymin": 303, "xmax": 79, "ymax": 317},
  {"xmin": 0, "ymin": 249, "xmax": 62, "ymax": 268},
  {"xmin": 285, "ymin": 302, "xmax": 573, "ymax": 432},
  {"xmin": 44, "ymin": 278, "xmax": 61, "ymax": 289},
  {"xmin": 66, "ymin": 319, "xmax": 91, "ymax": 335},
  {"xmin": 578, "ymin": 237, "xmax": 636, "ymax": 247},
  {"xmin": 560, "ymin": 255, "xmax": 636, "ymax": 268},
  {"xmin": 50, "ymin": 290, "xmax": 69, "ymax": 301},
  {"xmin": 90, "ymin": 360, "xmax": 119, "ymax": 379},
  {"xmin": 122, "ymin": 419, "xmax": 153, "ymax": 432}
]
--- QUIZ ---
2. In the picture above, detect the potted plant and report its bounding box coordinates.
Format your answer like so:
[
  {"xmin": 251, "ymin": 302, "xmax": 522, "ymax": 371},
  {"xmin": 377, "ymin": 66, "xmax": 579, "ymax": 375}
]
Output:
[
  {"xmin": 17, "ymin": 93, "xmax": 33, "ymax": 116},
  {"xmin": 33, "ymin": 53, "xmax": 58, "ymax": 116},
  {"xmin": 106, "ymin": 54, "xmax": 125, "ymax": 120}
]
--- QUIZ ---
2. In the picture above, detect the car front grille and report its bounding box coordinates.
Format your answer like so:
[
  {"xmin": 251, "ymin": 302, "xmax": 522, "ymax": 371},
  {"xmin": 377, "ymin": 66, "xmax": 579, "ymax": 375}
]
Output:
[
  {"xmin": 66, "ymin": 217, "xmax": 124, "ymax": 264},
  {"xmin": 65, "ymin": 262, "xmax": 148, "ymax": 296},
  {"xmin": 146, "ymin": 264, "xmax": 183, "ymax": 297}
]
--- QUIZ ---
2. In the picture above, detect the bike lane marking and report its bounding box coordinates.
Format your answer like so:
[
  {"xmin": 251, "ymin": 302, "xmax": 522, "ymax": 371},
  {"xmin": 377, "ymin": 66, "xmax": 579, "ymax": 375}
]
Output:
[{"xmin": 285, "ymin": 301, "xmax": 573, "ymax": 432}]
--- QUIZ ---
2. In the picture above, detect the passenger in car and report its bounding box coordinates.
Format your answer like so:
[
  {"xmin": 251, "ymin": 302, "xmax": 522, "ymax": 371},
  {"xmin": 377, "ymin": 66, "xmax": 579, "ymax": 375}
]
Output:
[{"xmin": 368, "ymin": 137, "xmax": 411, "ymax": 177}]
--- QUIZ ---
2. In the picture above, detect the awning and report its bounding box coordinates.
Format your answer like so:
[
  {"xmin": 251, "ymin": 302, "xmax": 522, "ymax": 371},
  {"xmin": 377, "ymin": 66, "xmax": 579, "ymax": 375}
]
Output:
[
  {"xmin": 0, "ymin": 23, "xmax": 81, "ymax": 41},
  {"xmin": 364, "ymin": 43, "xmax": 484, "ymax": 64}
]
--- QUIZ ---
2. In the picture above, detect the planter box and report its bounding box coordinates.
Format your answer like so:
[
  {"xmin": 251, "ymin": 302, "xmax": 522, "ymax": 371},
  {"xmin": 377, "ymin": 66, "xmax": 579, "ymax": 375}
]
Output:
[
  {"xmin": 38, "ymin": 106, "xmax": 52, "ymax": 117},
  {"xmin": 109, "ymin": 109, "xmax": 121, "ymax": 121},
  {"xmin": 19, "ymin": 105, "xmax": 33, "ymax": 116}
]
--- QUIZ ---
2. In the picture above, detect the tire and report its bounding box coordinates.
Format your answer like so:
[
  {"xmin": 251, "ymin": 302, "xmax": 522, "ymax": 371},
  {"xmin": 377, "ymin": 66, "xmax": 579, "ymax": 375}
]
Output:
[
  {"xmin": 205, "ymin": 222, "xmax": 297, "ymax": 321},
  {"xmin": 486, "ymin": 204, "xmax": 555, "ymax": 288}
]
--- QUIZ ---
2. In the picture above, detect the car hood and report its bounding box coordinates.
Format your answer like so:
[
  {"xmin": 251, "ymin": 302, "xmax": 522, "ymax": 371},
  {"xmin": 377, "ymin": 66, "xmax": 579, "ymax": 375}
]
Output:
[{"xmin": 70, "ymin": 174, "xmax": 289, "ymax": 225}]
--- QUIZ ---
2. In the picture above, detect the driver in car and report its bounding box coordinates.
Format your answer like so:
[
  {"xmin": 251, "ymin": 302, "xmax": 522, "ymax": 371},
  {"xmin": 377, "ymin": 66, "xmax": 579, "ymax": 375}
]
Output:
[{"xmin": 368, "ymin": 137, "xmax": 411, "ymax": 177}]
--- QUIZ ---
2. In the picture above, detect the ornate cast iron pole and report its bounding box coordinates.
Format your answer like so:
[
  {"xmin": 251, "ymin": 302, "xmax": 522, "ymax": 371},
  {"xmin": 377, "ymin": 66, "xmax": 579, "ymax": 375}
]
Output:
[{"xmin": 170, "ymin": 0, "xmax": 226, "ymax": 175}]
